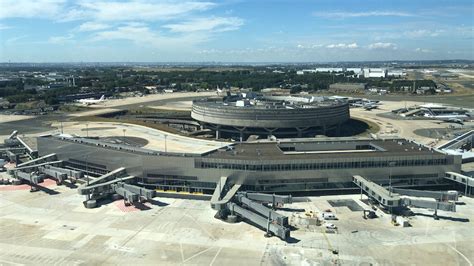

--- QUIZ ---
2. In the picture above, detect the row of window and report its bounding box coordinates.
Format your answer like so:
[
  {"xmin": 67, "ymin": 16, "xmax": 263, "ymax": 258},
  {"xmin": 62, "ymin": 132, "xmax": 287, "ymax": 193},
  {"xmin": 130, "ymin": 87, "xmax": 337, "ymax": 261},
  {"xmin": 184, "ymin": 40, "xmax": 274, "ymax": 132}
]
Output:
[
  {"xmin": 142, "ymin": 177, "xmax": 216, "ymax": 189},
  {"xmin": 197, "ymin": 158, "xmax": 449, "ymax": 171}
]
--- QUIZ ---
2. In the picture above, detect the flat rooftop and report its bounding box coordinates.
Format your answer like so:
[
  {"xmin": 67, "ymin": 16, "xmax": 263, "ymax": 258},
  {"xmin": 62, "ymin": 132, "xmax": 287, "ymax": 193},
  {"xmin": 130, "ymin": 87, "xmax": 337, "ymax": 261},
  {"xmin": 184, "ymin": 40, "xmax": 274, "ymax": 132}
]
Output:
[{"xmin": 206, "ymin": 138, "xmax": 443, "ymax": 160}]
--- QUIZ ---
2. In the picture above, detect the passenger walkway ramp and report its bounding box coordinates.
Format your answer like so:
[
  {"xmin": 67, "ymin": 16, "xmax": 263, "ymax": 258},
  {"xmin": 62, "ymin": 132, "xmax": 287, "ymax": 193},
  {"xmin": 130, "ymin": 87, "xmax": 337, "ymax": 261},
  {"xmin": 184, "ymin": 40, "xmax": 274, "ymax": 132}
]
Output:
[
  {"xmin": 353, "ymin": 175, "xmax": 401, "ymax": 208},
  {"xmin": 401, "ymin": 108, "xmax": 426, "ymax": 117},
  {"xmin": 391, "ymin": 188, "xmax": 458, "ymax": 201},
  {"xmin": 16, "ymin": 153, "xmax": 57, "ymax": 168},
  {"xmin": 12, "ymin": 160, "xmax": 63, "ymax": 172},
  {"xmin": 445, "ymin": 172, "xmax": 474, "ymax": 196},
  {"xmin": 210, "ymin": 176, "xmax": 242, "ymax": 210},
  {"xmin": 437, "ymin": 130, "xmax": 474, "ymax": 150},
  {"xmin": 16, "ymin": 136, "xmax": 37, "ymax": 157},
  {"xmin": 77, "ymin": 167, "xmax": 127, "ymax": 195}
]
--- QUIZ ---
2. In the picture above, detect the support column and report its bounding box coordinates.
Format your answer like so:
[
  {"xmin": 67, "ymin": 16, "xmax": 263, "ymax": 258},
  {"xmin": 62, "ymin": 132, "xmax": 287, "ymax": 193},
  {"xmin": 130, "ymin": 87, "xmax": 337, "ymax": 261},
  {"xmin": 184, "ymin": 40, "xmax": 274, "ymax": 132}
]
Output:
[
  {"xmin": 235, "ymin": 127, "xmax": 247, "ymax": 142},
  {"xmin": 215, "ymin": 125, "xmax": 221, "ymax": 140}
]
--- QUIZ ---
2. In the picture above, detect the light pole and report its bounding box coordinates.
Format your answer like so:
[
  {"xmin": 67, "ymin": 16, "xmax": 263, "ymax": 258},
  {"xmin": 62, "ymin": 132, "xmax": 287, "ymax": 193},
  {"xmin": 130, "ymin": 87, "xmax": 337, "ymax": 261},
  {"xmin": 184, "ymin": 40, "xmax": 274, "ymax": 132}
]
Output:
[
  {"xmin": 86, "ymin": 123, "xmax": 89, "ymax": 138},
  {"xmin": 122, "ymin": 129, "xmax": 126, "ymax": 138},
  {"xmin": 164, "ymin": 134, "xmax": 167, "ymax": 153}
]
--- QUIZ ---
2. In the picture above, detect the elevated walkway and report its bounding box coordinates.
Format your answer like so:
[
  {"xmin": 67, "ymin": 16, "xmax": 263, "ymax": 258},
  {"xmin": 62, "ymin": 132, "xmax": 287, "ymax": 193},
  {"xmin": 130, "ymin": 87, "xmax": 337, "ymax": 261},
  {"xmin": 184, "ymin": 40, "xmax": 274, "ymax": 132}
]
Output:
[
  {"xmin": 210, "ymin": 176, "xmax": 242, "ymax": 210},
  {"xmin": 353, "ymin": 175, "xmax": 457, "ymax": 214},
  {"xmin": 445, "ymin": 172, "xmax": 474, "ymax": 196},
  {"xmin": 438, "ymin": 130, "xmax": 474, "ymax": 150}
]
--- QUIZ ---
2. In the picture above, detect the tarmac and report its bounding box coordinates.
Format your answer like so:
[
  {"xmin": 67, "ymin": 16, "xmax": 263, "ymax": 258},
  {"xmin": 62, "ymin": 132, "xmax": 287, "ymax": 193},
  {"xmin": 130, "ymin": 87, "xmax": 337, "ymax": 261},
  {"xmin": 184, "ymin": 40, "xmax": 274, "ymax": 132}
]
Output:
[{"xmin": 0, "ymin": 181, "xmax": 473, "ymax": 265}]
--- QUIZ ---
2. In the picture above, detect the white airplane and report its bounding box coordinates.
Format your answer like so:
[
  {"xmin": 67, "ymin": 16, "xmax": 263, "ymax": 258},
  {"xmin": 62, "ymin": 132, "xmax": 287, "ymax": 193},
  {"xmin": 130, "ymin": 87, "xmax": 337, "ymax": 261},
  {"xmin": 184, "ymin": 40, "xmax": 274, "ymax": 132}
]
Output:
[
  {"xmin": 424, "ymin": 113, "xmax": 469, "ymax": 125},
  {"xmin": 77, "ymin": 95, "xmax": 106, "ymax": 105}
]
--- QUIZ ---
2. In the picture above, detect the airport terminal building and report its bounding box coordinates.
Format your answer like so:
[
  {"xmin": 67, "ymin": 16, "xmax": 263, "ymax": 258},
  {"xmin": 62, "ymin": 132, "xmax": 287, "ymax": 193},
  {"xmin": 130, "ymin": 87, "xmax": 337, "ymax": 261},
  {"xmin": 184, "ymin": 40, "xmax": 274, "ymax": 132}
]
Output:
[{"xmin": 37, "ymin": 135, "xmax": 461, "ymax": 193}]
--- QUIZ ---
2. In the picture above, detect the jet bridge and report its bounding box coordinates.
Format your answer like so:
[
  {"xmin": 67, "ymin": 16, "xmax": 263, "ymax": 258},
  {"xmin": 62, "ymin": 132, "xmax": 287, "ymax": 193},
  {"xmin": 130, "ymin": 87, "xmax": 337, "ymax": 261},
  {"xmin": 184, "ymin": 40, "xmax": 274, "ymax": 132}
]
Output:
[
  {"xmin": 77, "ymin": 167, "xmax": 156, "ymax": 208},
  {"xmin": 353, "ymin": 175, "xmax": 457, "ymax": 216},
  {"xmin": 38, "ymin": 165, "xmax": 83, "ymax": 185},
  {"xmin": 227, "ymin": 202, "xmax": 290, "ymax": 240},
  {"xmin": 445, "ymin": 172, "xmax": 474, "ymax": 196},
  {"xmin": 211, "ymin": 179, "xmax": 292, "ymax": 240}
]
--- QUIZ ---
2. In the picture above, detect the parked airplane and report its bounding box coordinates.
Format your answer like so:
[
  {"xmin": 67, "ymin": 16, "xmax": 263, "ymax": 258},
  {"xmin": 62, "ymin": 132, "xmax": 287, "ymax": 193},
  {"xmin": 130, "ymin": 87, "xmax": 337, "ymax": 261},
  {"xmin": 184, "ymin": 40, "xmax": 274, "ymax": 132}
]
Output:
[
  {"xmin": 77, "ymin": 95, "xmax": 105, "ymax": 105},
  {"xmin": 425, "ymin": 113, "xmax": 469, "ymax": 125}
]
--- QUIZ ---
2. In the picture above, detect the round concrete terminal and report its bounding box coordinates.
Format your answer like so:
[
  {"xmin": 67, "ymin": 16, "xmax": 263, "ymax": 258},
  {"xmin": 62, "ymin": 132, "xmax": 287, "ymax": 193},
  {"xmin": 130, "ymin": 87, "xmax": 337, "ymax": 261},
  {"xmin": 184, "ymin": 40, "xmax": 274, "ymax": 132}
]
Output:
[{"xmin": 191, "ymin": 96, "xmax": 349, "ymax": 138}]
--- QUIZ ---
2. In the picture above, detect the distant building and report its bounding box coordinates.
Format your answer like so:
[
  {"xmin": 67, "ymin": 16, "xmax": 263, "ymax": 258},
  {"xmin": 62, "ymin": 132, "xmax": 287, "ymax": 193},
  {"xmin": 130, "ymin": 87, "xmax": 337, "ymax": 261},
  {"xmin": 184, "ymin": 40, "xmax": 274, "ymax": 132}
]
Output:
[
  {"xmin": 346, "ymin": 68, "xmax": 363, "ymax": 77},
  {"xmin": 315, "ymin": 68, "xmax": 344, "ymax": 73},
  {"xmin": 387, "ymin": 70, "xmax": 406, "ymax": 77},
  {"xmin": 363, "ymin": 68, "xmax": 387, "ymax": 78},
  {"xmin": 329, "ymin": 83, "xmax": 367, "ymax": 92}
]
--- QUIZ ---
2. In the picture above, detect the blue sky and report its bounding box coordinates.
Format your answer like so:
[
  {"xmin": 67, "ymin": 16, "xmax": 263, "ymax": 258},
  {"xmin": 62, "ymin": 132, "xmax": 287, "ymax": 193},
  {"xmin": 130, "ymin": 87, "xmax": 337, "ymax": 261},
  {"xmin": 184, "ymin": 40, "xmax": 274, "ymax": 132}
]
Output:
[{"xmin": 0, "ymin": 0, "xmax": 472, "ymax": 62}]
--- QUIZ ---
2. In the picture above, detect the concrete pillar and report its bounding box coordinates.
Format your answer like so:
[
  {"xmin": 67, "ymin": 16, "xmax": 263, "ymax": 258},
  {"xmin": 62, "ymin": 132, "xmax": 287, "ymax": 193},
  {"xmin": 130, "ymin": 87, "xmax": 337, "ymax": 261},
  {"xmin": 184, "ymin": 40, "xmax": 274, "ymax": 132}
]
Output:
[{"xmin": 296, "ymin": 128, "xmax": 303, "ymax": 138}]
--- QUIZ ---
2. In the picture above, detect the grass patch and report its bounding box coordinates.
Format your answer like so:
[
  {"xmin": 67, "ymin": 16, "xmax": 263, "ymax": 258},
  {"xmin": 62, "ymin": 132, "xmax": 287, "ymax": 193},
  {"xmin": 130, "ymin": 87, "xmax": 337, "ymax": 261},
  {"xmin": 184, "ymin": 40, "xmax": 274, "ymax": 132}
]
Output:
[{"xmin": 338, "ymin": 118, "xmax": 380, "ymax": 137}]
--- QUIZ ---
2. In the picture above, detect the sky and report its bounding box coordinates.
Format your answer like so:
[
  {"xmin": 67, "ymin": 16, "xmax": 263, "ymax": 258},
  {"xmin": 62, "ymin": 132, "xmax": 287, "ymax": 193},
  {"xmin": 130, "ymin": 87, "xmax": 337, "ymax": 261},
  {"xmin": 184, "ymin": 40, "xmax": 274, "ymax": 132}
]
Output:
[{"xmin": 0, "ymin": 0, "xmax": 473, "ymax": 62}]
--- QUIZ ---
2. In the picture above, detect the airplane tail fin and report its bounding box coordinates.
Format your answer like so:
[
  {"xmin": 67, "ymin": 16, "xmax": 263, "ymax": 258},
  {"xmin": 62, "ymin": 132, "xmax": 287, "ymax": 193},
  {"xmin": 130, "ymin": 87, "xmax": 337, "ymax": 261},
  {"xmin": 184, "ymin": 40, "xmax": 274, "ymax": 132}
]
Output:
[{"xmin": 100, "ymin": 95, "xmax": 105, "ymax": 101}]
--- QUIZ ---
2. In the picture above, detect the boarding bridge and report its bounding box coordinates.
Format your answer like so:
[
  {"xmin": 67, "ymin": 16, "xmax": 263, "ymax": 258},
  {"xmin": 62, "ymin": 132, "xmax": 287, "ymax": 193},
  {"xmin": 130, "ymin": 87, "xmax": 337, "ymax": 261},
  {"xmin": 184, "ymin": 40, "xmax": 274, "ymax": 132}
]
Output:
[
  {"xmin": 438, "ymin": 130, "xmax": 474, "ymax": 150},
  {"xmin": 353, "ymin": 175, "xmax": 457, "ymax": 215},
  {"xmin": 77, "ymin": 167, "xmax": 156, "ymax": 208},
  {"xmin": 112, "ymin": 182, "xmax": 156, "ymax": 205},
  {"xmin": 353, "ymin": 175, "xmax": 401, "ymax": 208},
  {"xmin": 237, "ymin": 192, "xmax": 292, "ymax": 206},
  {"xmin": 227, "ymin": 202, "xmax": 290, "ymax": 240},
  {"xmin": 210, "ymin": 178, "xmax": 292, "ymax": 240},
  {"xmin": 38, "ymin": 165, "xmax": 83, "ymax": 185},
  {"xmin": 12, "ymin": 171, "xmax": 43, "ymax": 186},
  {"xmin": 445, "ymin": 172, "xmax": 474, "ymax": 196},
  {"xmin": 236, "ymin": 194, "xmax": 289, "ymax": 227},
  {"xmin": 391, "ymin": 188, "xmax": 458, "ymax": 202}
]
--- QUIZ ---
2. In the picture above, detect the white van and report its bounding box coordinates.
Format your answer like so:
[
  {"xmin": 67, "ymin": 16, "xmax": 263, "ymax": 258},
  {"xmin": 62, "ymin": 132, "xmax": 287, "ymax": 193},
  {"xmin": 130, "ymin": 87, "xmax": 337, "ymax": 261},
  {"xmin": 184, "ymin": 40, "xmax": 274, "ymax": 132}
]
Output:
[{"xmin": 322, "ymin": 212, "xmax": 337, "ymax": 220}]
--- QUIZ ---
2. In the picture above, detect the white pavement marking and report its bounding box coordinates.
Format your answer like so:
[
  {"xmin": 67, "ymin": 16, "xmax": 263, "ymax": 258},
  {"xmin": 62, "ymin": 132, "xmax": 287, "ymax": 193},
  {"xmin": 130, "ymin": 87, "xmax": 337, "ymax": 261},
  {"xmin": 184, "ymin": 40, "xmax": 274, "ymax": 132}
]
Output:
[
  {"xmin": 449, "ymin": 245, "xmax": 472, "ymax": 266},
  {"xmin": 209, "ymin": 247, "xmax": 222, "ymax": 266}
]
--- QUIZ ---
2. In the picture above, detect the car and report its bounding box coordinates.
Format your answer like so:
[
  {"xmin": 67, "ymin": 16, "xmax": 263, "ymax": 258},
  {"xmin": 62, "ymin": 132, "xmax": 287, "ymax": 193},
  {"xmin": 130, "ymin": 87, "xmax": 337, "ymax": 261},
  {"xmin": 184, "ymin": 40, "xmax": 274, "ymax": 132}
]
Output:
[{"xmin": 325, "ymin": 223, "xmax": 337, "ymax": 230}]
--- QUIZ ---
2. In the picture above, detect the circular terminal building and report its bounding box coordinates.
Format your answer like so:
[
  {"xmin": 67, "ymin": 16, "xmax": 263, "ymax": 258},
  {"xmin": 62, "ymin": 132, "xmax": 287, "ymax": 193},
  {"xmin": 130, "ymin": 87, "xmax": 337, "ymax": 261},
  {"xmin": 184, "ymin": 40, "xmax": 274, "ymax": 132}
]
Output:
[{"xmin": 192, "ymin": 95, "xmax": 349, "ymax": 139}]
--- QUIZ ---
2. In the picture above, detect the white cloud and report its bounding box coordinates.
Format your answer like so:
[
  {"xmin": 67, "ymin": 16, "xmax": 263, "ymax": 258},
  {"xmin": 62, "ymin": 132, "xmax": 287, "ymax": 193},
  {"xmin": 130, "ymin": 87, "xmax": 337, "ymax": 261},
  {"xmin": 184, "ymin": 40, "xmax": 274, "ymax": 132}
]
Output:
[
  {"xmin": 77, "ymin": 22, "xmax": 111, "ymax": 32},
  {"xmin": 368, "ymin": 42, "xmax": 397, "ymax": 50},
  {"xmin": 404, "ymin": 29, "xmax": 444, "ymax": 38},
  {"xmin": 90, "ymin": 24, "xmax": 208, "ymax": 48},
  {"xmin": 163, "ymin": 17, "xmax": 243, "ymax": 33},
  {"xmin": 415, "ymin": 48, "xmax": 432, "ymax": 53},
  {"xmin": 313, "ymin": 11, "xmax": 416, "ymax": 19},
  {"xmin": 296, "ymin": 44, "xmax": 323, "ymax": 49},
  {"xmin": 48, "ymin": 33, "xmax": 74, "ymax": 44},
  {"xmin": 0, "ymin": 0, "xmax": 66, "ymax": 19},
  {"xmin": 62, "ymin": 0, "xmax": 215, "ymax": 22},
  {"xmin": 326, "ymin": 43, "xmax": 358, "ymax": 49}
]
